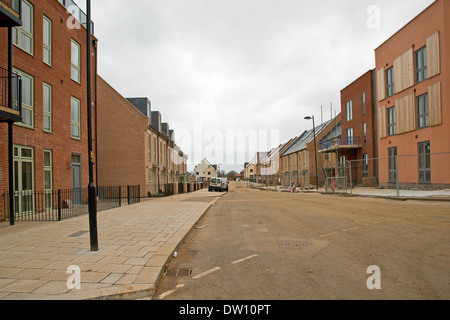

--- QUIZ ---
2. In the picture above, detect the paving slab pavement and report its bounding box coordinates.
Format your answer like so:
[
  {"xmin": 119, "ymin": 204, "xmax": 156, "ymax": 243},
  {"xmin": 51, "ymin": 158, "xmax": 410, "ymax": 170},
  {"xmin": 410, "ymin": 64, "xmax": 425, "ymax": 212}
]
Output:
[
  {"xmin": 241, "ymin": 182, "xmax": 450, "ymax": 201},
  {"xmin": 0, "ymin": 189, "xmax": 225, "ymax": 300}
]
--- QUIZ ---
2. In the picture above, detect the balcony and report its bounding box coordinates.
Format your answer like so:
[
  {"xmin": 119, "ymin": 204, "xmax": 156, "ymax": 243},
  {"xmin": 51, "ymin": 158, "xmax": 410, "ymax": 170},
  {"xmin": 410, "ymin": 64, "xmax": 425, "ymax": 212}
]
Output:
[
  {"xmin": 0, "ymin": 66, "xmax": 22, "ymax": 123},
  {"xmin": 319, "ymin": 136, "xmax": 362, "ymax": 153},
  {"xmin": 58, "ymin": 0, "xmax": 94, "ymax": 34},
  {"xmin": 0, "ymin": 0, "xmax": 21, "ymax": 27}
]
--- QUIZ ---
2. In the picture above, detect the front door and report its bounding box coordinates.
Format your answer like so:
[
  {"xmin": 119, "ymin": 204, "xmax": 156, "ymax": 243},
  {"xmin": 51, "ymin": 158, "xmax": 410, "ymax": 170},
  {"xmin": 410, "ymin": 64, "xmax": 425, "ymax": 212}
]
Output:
[{"xmin": 71, "ymin": 154, "xmax": 82, "ymax": 205}]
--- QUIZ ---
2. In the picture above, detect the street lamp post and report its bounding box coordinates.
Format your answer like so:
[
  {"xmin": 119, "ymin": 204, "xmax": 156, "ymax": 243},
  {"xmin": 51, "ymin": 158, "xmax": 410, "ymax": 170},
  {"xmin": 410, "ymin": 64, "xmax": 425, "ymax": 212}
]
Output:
[
  {"xmin": 86, "ymin": 0, "xmax": 98, "ymax": 251},
  {"xmin": 304, "ymin": 116, "xmax": 319, "ymax": 191}
]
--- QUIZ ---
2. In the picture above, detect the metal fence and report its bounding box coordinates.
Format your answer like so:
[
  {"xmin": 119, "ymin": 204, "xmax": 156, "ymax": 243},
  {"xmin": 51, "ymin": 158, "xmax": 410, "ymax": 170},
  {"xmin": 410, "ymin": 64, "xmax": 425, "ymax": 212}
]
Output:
[
  {"xmin": 0, "ymin": 66, "xmax": 22, "ymax": 112},
  {"xmin": 321, "ymin": 151, "xmax": 450, "ymax": 195},
  {"xmin": 1, "ymin": 185, "xmax": 140, "ymax": 222}
]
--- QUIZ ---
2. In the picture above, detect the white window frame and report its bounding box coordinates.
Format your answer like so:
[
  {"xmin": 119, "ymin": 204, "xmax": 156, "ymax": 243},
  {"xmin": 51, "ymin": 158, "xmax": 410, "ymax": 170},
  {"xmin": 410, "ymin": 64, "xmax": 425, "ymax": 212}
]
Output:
[
  {"xmin": 43, "ymin": 15, "xmax": 52, "ymax": 66},
  {"xmin": 71, "ymin": 39, "xmax": 81, "ymax": 83},
  {"xmin": 13, "ymin": 0, "xmax": 34, "ymax": 55},
  {"xmin": 43, "ymin": 83, "xmax": 52, "ymax": 133},
  {"xmin": 14, "ymin": 68, "xmax": 34, "ymax": 129},
  {"xmin": 346, "ymin": 100, "xmax": 352, "ymax": 121},
  {"xmin": 44, "ymin": 149, "xmax": 53, "ymax": 210},
  {"xmin": 71, "ymin": 97, "xmax": 81, "ymax": 139}
]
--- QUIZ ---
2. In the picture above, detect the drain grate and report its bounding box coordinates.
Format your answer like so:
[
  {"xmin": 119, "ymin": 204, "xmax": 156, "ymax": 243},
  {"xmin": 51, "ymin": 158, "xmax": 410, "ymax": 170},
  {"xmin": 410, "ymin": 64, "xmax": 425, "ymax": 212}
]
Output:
[
  {"xmin": 275, "ymin": 240, "xmax": 312, "ymax": 249},
  {"xmin": 68, "ymin": 230, "xmax": 89, "ymax": 238},
  {"xmin": 164, "ymin": 268, "xmax": 192, "ymax": 278}
]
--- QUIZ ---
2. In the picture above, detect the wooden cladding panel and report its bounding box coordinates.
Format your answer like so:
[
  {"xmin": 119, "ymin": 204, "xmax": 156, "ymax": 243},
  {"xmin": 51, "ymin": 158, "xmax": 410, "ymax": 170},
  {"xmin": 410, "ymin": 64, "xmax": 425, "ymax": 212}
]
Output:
[
  {"xmin": 429, "ymin": 81, "xmax": 442, "ymax": 127},
  {"xmin": 377, "ymin": 68, "xmax": 386, "ymax": 102},
  {"xmin": 395, "ymin": 93, "xmax": 416, "ymax": 134},
  {"xmin": 393, "ymin": 49, "xmax": 414, "ymax": 94},
  {"xmin": 378, "ymin": 105, "xmax": 387, "ymax": 139},
  {"xmin": 427, "ymin": 32, "xmax": 440, "ymax": 78}
]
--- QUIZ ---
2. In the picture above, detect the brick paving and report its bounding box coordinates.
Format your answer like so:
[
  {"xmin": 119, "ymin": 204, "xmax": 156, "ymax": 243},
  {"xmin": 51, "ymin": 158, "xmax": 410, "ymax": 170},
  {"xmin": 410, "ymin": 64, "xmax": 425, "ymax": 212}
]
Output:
[{"xmin": 0, "ymin": 189, "xmax": 223, "ymax": 300}]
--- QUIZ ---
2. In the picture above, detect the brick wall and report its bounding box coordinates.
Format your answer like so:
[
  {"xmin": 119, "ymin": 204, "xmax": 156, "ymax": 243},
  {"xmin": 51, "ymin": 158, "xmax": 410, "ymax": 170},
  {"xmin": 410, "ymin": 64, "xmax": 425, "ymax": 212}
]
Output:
[
  {"xmin": 97, "ymin": 76, "xmax": 148, "ymax": 196},
  {"xmin": 0, "ymin": 0, "xmax": 97, "ymax": 219}
]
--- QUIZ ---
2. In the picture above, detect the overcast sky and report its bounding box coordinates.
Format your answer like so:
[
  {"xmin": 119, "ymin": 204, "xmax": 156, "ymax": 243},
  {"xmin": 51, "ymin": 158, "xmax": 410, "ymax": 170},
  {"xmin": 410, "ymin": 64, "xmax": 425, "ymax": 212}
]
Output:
[{"xmin": 76, "ymin": 0, "xmax": 434, "ymax": 172}]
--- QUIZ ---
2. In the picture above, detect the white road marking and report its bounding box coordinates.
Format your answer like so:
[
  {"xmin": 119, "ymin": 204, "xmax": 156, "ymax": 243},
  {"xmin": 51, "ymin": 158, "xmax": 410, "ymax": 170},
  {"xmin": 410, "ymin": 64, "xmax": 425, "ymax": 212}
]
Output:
[
  {"xmin": 342, "ymin": 227, "xmax": 359, "ymax": 232},
  {"xmin": 319, "ymin": 232, "xmax": 338, "ymax": 238},
  {"xmin": 193, "ymin": 267, "xmax": 221, "ymax": 279},
  {"xmin": 231, "ymin": 254, "xmax": 259, "ymax": 265},
  {"xmin": 158, "ymin": 284, "xmax": 185, "ymax": 299}
]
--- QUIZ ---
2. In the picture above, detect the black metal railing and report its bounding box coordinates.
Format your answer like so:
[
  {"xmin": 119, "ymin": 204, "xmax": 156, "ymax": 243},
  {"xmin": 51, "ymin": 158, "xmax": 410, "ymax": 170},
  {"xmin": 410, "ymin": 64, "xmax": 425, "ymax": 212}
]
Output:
[
  {"xmin": 1, "ymin": 185, "xmax": 140, "ymax": 222},
  {"xmin": 0, "ymin": 66, "xmax": 21, "ymax": 112},
  {"xmin": 57, "ymin": 0, "xmax": 94, "ymax": 34}
]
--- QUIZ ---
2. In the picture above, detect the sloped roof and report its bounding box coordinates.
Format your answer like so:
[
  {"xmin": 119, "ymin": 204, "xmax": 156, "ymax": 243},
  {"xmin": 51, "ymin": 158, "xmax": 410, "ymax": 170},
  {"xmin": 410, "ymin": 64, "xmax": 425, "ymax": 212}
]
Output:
[
  {"xmin": 281, "ymin": 120, "xmax": 332, "ymax": 156},
  {"xmin": 259, "ymin": 139, "xmax": 293, "ymax": 165}
]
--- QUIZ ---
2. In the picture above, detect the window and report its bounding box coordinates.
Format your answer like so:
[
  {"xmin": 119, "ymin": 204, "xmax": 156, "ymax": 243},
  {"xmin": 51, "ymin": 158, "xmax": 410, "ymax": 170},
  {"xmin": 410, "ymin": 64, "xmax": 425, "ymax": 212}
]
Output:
[
  {"xmin": 363, "ymin": 123, "xmax": 367, "ymax": 145},
  {"xmin": 347, "ymin": 128, "xmax": 354, "ymax": 145},
  {"xmin": 362, "ymin": 154, "xmax": 368, "ymax": 178},
  {"xmin": 388, "ymin": 147, "xmax": 397, "ymax": 183},
  {"xmin": 71, "ymin": 39, "xmax": 81, "ymax": 83},
  {"xmin": 43, "ymin": 16, "xmax": 52, "ymax": 65},
  {"xmin": 13, "ymin": 0, "xmax": 33, "ymax": 55},
  {"xmin": 71, "ymin": 97, "xmax": 81, "ymax": 139},
  {"xmin": 148, "ymin": 168, "xmax": 154, "ymax": 183},
  {"xmin": 163, "ymin": 143, "xmax": 166, "ymax": 166},
  {"xmin": 388, "ymin": 107, "xmax": 396, "ymax": 136},
  {"xmin": 153, "ymin": 137, "xmax": 156, "ymax": 162},
  {"xmin": 14, "ymin": 69, "xmax": 34, "ymax": 128},
  {"xmin": 417, "ymin": 93, "xmax": 429, "ymax": 129},
  {"xmin": 418, "ymin": 141, "xmax": 431, "ymax": 184},
  {"xmin": 44, "ymin": 150, "xmax": 53, "ymax": 209},
  {"xmin": 346, "ymin": 100, "xmax": 352, "ymax": 121},
  {"xmin": 362, "ymin": 92, "xmax": 366, "ymax": 115},
  {"xmin": 13, "ymin": 145, "xmax": 35, "ymax": 215},
  {"xmin": 416, "ymin": 46, "xmax": 427, "ymax": 83},
  {"xmin": 386, "ymin": 67, "xmax": 394, "ymax": 97},
  {"xmin": 43, "ymin": 83, "xmax": 52, "ymax": 133},
  {"xmin": 148, "ymin": 134, "xmax": 151, "ymax": 161}
]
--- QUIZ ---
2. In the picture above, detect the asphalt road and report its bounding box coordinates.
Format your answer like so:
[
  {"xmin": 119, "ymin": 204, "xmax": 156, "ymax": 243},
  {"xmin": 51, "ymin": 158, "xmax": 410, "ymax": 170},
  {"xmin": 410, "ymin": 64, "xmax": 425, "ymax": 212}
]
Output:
[{"xmin": 153, "ymin": 185, "xmax": 450, "ymax": 300}]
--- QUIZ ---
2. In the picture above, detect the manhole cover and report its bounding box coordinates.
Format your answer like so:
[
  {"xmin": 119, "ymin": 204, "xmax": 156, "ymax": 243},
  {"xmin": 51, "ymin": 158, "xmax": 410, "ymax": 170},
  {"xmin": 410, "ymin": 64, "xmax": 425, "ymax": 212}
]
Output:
[
  {"xmin": 275, "ymin": 240, "xmax": 312, "ymax": 249},
  {"xmin": 68, "ymin": 230, "xmax": 89, "ymax": 238},
  {"xmin": 164, "ymin": 268, "xmax": 192, "ymax": 277}
]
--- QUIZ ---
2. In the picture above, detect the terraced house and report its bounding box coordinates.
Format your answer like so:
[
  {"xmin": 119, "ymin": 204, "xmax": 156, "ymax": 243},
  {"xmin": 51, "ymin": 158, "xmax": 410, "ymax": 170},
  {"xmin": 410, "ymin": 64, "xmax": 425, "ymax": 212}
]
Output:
[
  {"xmin": 375, "ymin": 0, "xmax": 450, "ymax": 189},
  {"xmin": 281, "ymin": 116, "xmax": 341, "ymax": 189},
  {"xmin": 97, "ymin": 77, "xmax": 188, "ymax": 198},
  {"xmin": 0, "ymin": 0, "xmax": 97, "ymax": 220}
]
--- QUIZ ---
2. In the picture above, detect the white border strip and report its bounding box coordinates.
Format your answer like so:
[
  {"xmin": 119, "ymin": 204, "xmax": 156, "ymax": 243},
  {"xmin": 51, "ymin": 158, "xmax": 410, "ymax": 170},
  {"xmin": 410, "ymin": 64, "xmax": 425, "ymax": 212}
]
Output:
[
  {"xmin": 231, "ymin": 254, "xmax": 259, "ymax": 265},
  {"xmin": 193, "ymin": 267, "xmax": 221, "ymax": 279}
]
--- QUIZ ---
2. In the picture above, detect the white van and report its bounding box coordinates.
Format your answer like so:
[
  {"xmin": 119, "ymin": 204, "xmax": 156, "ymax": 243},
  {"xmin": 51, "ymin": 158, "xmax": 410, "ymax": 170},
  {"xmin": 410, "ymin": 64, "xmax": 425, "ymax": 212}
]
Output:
[
  {"xmin": 209, "ymin": 178, "xmax": 222, "ymax": 192},
  {"xmin": 221, "ymin": 178, "xmax": 229, "ymax": 192}
]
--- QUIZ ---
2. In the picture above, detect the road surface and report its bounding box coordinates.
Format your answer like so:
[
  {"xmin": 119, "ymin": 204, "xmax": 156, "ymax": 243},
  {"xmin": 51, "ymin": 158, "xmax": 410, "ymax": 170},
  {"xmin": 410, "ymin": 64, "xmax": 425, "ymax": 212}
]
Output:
[{"xmin": 154, "ymin": 185, "xmax": 450, "ymax": 300}]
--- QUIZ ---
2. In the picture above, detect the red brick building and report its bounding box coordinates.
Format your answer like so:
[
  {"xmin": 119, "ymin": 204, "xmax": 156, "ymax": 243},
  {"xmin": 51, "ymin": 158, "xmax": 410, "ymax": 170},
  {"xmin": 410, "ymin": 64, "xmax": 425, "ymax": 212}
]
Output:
[
  {"xmin": 0, "ymin": 0, "xmax": 97, "ymax": 219},
  {"xmin": 338, "ymin": 69, "xmax": 378, "ymax": 186},
  {"xmin": 375, "ymin": 0, "xmax": 450, "ymax": 189}
]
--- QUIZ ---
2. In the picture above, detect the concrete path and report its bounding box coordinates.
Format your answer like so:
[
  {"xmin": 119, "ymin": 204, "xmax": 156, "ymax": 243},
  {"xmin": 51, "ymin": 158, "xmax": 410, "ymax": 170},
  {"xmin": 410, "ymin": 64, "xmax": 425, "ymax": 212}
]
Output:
[{"xmin": 0, "ymin": 189, "xmax": 224, "ymax": 300}]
